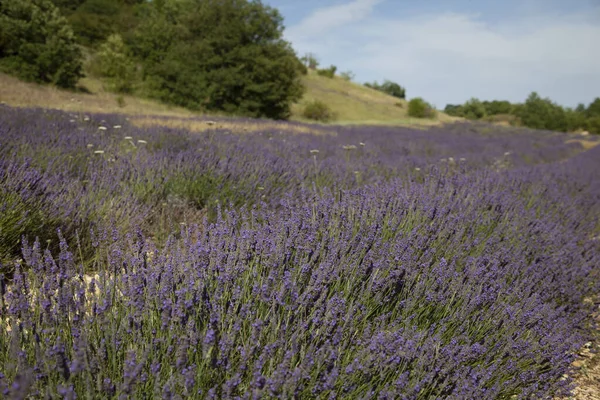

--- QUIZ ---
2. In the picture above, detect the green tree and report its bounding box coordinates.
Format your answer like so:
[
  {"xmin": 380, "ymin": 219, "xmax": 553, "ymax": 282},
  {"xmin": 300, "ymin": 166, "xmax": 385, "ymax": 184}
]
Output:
[
  {"xmin": 462, "ymin": 98, "xmax": 486, "ymax": 120},
  {"xmin": 482, "ymin": 100, "xmax": 513, "ymax": 116},
  {"xmin": 444, "ymin": 104, "xmax": 465, "ymax": 117},
  {"xmin": 132, "ymin": 0, "xmax": 304, "ymax": 119},
  {"xmin": 300, "ymin": 52, "xmax": 319, "ymax": 70},
  {"xmin": 517, "ymin": 92, "xmax": 568, "ymax": 132},
  {"xmin": 0, "ymin": 0, "xmax": 83, "ymax": 88},
  {"xmin": 586, "ymin": 98, "xmax": 600, "ymax": 118},
  {"xmin": 93, "ymin": 33, "xmax": 135, "ymax": 93},
  {"xmin": 364, "ymin": 80, "xmax": 406, "ymax": 99}
]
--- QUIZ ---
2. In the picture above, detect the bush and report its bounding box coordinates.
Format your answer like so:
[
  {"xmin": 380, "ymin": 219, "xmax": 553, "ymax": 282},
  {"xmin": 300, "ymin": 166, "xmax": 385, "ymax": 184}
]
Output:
[
  {"xmin": 408, "ymin": 98, "xmax": 436, "ymax": 118},
  {"xmin": 365, "ymin": 80, "xmax": 406, "ymax": 99},
  {"xmin": 586, "ymin": 116, "xmax": 600, "ymax": 134},
  {"xmin": 340, "ymin": 70, "xmax": 354, "ymax": 81},
  {"xmin": 462, "ymin": 98, "xmax": 487, "ymax": 120},
  {"xmin": 0, "ymin": 0, "xmax": 84, "ymax": 88},
  {"xmin": 317, "ymin": 65, "xmax": 337, "ymax": 78},
  {"xmin": 303, "ymin": 100, "xmax": 336, "ymax": 122},
  {"xmin": 93, "ymin": 34, "xmax": 136, "ymax": 93}
]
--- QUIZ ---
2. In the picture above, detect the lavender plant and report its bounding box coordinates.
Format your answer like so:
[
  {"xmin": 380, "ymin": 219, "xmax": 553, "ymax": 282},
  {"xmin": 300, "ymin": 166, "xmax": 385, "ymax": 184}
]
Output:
[{"xmin": 0, "ymin": 105, "xmax": 598, "ymax": 398}]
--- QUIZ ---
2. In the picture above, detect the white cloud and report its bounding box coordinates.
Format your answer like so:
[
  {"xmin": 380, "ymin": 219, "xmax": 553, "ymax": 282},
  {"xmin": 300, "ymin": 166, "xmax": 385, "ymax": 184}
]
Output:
[
  {"xmin": 285, "ymin": 3, "xmax": 600, "ymax": 108},
  {"xmin": 286, "ymin": 0, "xmax": 382, "ymax": 39}
]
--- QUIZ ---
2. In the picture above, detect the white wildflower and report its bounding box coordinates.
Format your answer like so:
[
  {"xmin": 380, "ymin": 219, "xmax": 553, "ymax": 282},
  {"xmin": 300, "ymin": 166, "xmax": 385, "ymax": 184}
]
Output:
[
  {"xmin": 84, "ymin": 117, "xmax": 90, "ymax": 121},
  {"xmin": 343, "ymin": 145, "xmax": 357, "ymax": 150},
  {"xmin": 359, "ymin": 142, "xmax": 365, "ymax": 146},
  {"xmin": 98, "ymin": 126, "xmax": 107, "ymax": 131},
  {"xmin": 113, "ymin": 125, "xmax": 122, "ymax": 129},
  {"xmin": 124, "ymin": 136, "xmax": 133, "ymax": 140},
  {"xmin": 310, "ymin": 149, "xmax": 319, "ymax": 154},
  {"xmin": 69, "ymin": 119, "xmax": 76, "ymax": 123},
  {"xmin": 459, "ymin": 158, "xmax": 466, "ymax": 162},
  {"xmin": 504, "ymin": 151, "xmax": 511, "ymax": 156},
  {"xmin": 94, "ymin": 150, "xmax": 105, "ymax": 154},
  {"xmin": 87, "ymin": 144, "xmax": 94, "ymax": 148},
  {"xmin": 257, "ymin": 186, "xmax": 265, "ymax": 191},
  {"xmin": 415, "ymin": 167, "xmax": 421, "ymax": 171},
  {"xmin": 137, "ymin": 140, "xmax": 147, "ymax": 144}
]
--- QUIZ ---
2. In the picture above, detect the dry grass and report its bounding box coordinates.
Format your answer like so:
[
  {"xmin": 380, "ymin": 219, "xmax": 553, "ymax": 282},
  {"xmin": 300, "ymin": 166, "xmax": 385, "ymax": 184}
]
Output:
[
  {"xmin": 565, "ymin": 139, "xmax": 600, "ymax": 151},
  {"xmin": 130, "ymin": 116, "xmax": 336, "ymax": 136},
  {"xmin": 291, "ymin": 71, "xmax": 458, "ymax": 127},
  {"xmin": 0, "ymin": 73, "xmax": 195, "ymax": 117},
  {"xmin": 0, "ymin": 71, "xmax": 457, "ymax": 131}
]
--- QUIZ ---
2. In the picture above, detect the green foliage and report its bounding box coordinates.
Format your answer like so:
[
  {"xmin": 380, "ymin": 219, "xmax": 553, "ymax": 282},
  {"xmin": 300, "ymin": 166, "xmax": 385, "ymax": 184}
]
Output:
[
  {"xmin": 515, "ymin": 92, "xmax": 569, "ymax": 132},
  {"xmin": 586, "ymin": 98, "xmax": 600, "ymax": 118},
  {"xmin": 444, "ymin": 104, "xmax": 464, "ymax": 117},
  {"xmin": 364, "ymin": 80, "xmax": 406, "ymax": 99},
  {"xmin": 0, "ymin": 189, "xmax": 49, "ymax": 271},
  {"xmin": 131, "ymin": 0, "xmax": 304, "ymax": 120},
  {"xmin": 317, "ymin": 65, "xmax": 337, "ymax": 78},
  {"xmin": 64, "ymin": 0, "xmax": 142, "ymax": 47},
  {"xmin": 586, "ymin": 116, "xmax": 600, "ymax": 134},
  {"xmin": 482, "ymin": 100, "xmax": 513, "ymax": 116},
  {"xmin": 0, "ymin": 0, "xmax": 83, "ymax": 88},
  {"xmin": 407, "ymin": 98, "xmax": 436, "ymax": 119},
  {"xmin": 340, "ymin": 70, "xmax": 354, "ymax": 81},
  {"xmin": 93, "ymin": 33, "xmax": 135, "ymax": 93},
  {"xmin": 462, "ymin": 98, "xmax": 487, "ymax": 120},
  {"xmin": 300, "ymin": 52, "xmax": 319, "ymax": 70},
  {"xmin": 303, "ymin": 100, "xmax": 336, "ymax": 122}
]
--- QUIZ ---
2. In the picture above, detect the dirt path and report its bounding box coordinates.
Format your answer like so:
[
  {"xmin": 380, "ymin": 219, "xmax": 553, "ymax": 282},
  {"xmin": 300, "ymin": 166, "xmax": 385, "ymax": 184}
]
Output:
[{"xmin": 564, "ymin": 303, "xmax": 600, "ymax": 400}]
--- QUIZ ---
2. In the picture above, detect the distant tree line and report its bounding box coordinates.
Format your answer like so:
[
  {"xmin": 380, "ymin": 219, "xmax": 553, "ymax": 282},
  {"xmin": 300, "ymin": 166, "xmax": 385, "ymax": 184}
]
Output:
[
  {"xmin": 0, "ymin": 0, "xmax": 306, "ymax": 119},
  {"xmin": 445, "ymin": 94, "xmax": 600, "ymax": 134},
  {"xmin": 364, "ymin": 80, "xmax": 406, "ymax": 100}
]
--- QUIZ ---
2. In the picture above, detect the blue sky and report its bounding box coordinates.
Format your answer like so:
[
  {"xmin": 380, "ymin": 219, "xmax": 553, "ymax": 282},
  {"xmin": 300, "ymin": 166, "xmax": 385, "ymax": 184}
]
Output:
[{"xmin": 265, "ymin": 0, "xmax": 600, "ymax": 109}]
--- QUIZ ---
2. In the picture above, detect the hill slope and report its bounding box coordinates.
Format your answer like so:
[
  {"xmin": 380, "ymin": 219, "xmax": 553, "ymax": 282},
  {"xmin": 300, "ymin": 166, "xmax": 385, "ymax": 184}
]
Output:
[
  {"xmin": 0, "ymin": 71, "xmax": 455, "ymax": 128},
  {"xmin": 292, "ymin": 71, "xmax": 456, "ymax": 126}
]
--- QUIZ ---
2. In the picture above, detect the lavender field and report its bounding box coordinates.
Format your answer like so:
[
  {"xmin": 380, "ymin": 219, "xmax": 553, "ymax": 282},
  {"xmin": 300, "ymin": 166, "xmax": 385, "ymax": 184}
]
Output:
[{"xmin": 0, "ymin": 104, "xmax": 599, "ymax": 399}]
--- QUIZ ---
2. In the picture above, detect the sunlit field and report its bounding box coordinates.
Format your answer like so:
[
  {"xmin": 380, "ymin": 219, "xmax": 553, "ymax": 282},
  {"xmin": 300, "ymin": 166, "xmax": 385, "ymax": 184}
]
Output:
[{"xmin": 0, "ymin": 105, "xmax": 599, "ymax": 399}]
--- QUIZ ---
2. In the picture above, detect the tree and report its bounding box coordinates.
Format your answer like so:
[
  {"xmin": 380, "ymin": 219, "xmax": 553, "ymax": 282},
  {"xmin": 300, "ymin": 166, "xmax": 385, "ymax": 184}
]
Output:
[
  {"xmin": 444, "ymin": 104, "xmax": 465, "ymax": 117},
  {"xmin": 301, "ymin": 52, "xmax": 319, "ymax": 70},
  {"xmin": 0, "ymin": 0, "xmax": 83, "ymax": 88},
  {"xmin": 93, "ymin": 33, "xmax": 135, "ymax": 93},
  {"xmin": 364, "ymin": 80, "xmax": 406, "ymax": 99},
  {"xmin": 586, "ymin": 97, "xmax": 600, "ymax": 118},
  {"xmin": 131, "ymin": 0, "xmax": 304, "ymax": 119},
  {"xmin": 462, "ymin": 98, "xmax": 486, "ymax": 120},
  {"xmin": 516, "ymin": 92, "xmax": 569, "ymax": 132}
]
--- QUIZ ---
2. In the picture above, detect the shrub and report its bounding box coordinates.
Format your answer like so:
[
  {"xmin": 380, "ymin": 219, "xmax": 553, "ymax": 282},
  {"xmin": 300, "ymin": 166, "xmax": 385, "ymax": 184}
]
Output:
[
  {"xmin": 93, "ymin": 34, "xmax": 136, "ymax": 93},
  {"xmin": 303, "ymin": 100, "xmax": 336, "ymax": 122},
  {"xmin": 116, "ymin": 95, "xmax": 126, "ymax": 108},
  {"xmin": 462, "ymin": 98, "xmax": 487, "ymax": 120},
  {"xmin": 317, "ymin": 65, "xmax": 337, "ymax": 78},
  {"xmin": 300, "ymin": 52, "xmax": 319, "ymax": 70},
  {"xmin": 586, "ymin": 116, "xmax": 600, "ymax": 134},
  {"xmin": 340, "ymin": 70, "xmax": 354, "ymax": 81},
  {"xmin": 408, "ymin": 97, "xmax": 436, "ymax": 118},
  {"xmin": 0, "ymin": 0, "xmax": 84, "ymax": 88},
  {"xmin": 365, "ymin": 80, "xmax": 406, "ymax": 99}
]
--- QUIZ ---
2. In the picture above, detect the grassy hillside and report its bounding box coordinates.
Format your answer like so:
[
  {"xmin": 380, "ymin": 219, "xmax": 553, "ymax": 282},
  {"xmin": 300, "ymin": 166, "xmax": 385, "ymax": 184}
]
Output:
[
  {"xmin": 0, "ymin": 71, "xmax": 456, "ymax": 128},
  {"xmin": 291, "ymin": 71, "xmax": 457, "ymax": 126}
]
